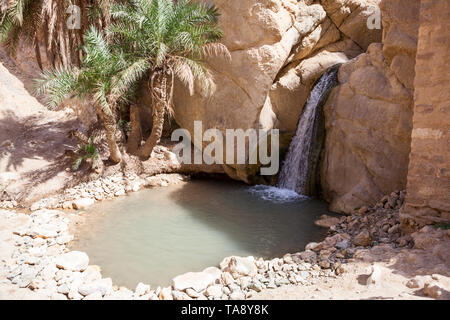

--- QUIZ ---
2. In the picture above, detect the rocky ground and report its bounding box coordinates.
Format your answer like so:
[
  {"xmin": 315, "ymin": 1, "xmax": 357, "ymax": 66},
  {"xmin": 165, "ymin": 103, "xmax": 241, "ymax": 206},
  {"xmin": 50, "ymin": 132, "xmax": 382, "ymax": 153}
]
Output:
[{"xmin": 1, "ymin": 189, "xmax": 448, "ymax": 300}]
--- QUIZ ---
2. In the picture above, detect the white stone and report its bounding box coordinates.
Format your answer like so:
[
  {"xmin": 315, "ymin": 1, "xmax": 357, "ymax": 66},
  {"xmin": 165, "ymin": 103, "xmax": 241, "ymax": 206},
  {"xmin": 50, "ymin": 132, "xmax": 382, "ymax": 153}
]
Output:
[
  {"xmin": 135, "ymin": 282, "xmax": 150, "ymax": 296},
  {"xmin": 78, "ymin": 278, "xmax": 113, "ymax": 296},
  {"xmin": 229, "ymin": 290, "xmax": 245, "ymax": 300},
  {"xmin": 83, "ymin": 291, "xmax": 103, "ymax": 300},
  {"xmin": 72, "ymin": 198, "xmax": 95, "ymax": 210},
  {"xmin": 205, "ymin": 284, "xmax": 223, "ymax": 299},
  {"xmin": 172, "ymin": 271, "xmax": 216, "ymax": 292},
  {"xmin": 55, "ymin": 251, "xmax": 89, "ymax": 272},
  {"xmin": 81, "ymin": 265, "xmax": 102, "ymax": 283},
  {"xmin": 228, "ymin": 256, "xmax": 257, "ymax": 277}
]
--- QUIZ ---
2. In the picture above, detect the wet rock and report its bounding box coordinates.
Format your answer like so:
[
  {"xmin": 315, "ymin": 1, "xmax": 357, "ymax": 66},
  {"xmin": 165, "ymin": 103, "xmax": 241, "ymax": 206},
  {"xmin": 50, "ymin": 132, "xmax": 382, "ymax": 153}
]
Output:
[{"xmin": 55, "ymin": 251, "xmax": 89, "ymax": 272}]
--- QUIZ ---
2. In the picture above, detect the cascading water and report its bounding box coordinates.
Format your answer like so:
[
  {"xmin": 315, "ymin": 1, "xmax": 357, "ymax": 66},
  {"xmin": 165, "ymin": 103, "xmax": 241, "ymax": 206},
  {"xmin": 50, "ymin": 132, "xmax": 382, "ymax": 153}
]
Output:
[{"xmin": 277, "ymin": 66, "xmax": 339, "ymax": 195}]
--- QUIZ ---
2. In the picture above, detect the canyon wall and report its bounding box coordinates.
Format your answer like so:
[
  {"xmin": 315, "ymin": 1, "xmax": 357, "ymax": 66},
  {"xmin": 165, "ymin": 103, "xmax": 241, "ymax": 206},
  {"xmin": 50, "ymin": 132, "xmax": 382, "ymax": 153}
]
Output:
[
  {"xmin": 320, "ymin": 0, "xmax": 420, "ymax": 213},
  {"xmin": 400, "ymin": 0, "xmax": 450, "ymax": 230},
  {"xmin": 172, "ymin": 0, "xmax": 381, "ymax": 182}
]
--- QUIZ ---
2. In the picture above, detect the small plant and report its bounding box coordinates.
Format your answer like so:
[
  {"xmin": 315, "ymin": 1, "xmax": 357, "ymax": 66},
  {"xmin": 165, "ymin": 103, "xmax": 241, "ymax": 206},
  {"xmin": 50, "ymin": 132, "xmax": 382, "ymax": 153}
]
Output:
[
  {"xmin": 432, "ymin": 223, "xmax": 450, "ymax": 230},
  {"xmin": 72, "ymin": 137, "xmax": 99, "ymax": 171}
]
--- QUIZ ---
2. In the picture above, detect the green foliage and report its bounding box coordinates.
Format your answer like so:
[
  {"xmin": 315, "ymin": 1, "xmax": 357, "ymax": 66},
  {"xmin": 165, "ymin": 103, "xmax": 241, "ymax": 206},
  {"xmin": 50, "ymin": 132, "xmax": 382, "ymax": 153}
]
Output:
[
  {"xmin": 35, "ymin": 0, "xmax": 228, "ymax": 113},
  {"xmin": 72, "ymin": 136, "xmax": 99, "ymax": 171},
  {"xmin": 433, "ymin": 223, "xmax": 450, "ymax": 230}
]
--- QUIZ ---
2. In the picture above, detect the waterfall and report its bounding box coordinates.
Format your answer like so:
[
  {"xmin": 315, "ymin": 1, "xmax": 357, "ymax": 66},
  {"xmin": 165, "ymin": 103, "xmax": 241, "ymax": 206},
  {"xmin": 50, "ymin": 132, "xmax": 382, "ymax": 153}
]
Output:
[{"xmin": 277, "ymin": 67, "xmax": 339, "ymax": 195}]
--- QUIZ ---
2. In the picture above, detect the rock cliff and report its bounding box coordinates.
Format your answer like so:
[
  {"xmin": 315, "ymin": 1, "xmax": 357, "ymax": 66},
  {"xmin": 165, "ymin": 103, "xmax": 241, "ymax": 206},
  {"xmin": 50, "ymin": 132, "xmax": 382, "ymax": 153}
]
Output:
[
  {"xmin": 320, "ymin": 0, "xmax": 420, "ymax": 213},
  {"xmin": 172, "ymin": 0, "xmax": 381, "ymax": 182}
]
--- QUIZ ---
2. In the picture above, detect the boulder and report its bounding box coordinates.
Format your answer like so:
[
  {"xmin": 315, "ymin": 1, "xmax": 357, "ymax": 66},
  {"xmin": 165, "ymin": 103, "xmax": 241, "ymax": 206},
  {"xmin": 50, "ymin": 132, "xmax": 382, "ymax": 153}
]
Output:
[
  {"xmin": 78, "ymin": 278, "xmax": 113, "ymax": 296},
  {"xmin": 172, "ymin": 271, "xmax": 216, "ymax": 292},
  {"xmin": 221, "ymin": 256, "xmax": 258, "ymax": 278},
  {"xmin": 314, "ymin": 214, "xmax": 340, "ymax": 228},
  {"xmin": 320, "ymin": 0, "xmax": 382, "ymax": 50},
  {"xmin": 320, "ymin": 0, "xmax": 420, "ymax": 214},
  {"xmin": 55, "ymin": 251, "xmax": 89, "ymax": 272},
  {"xmin": 169, "ymin": 0, "xmax": 369, "ymax": 182},
  {"xmin": 72, "ymin": 198, "xmax": 95, "ymax": 210},
  {"xmin": 354, "ymin": 231, "xmax": 372, "ymax": 247}
]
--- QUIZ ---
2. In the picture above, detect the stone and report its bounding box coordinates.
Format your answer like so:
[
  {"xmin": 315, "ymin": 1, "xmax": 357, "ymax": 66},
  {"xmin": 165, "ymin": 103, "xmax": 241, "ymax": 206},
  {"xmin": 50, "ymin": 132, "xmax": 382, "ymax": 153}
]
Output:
[
  {"xmin": 172, "ymin": 290, "xmax": 192, "ymax": 300},
  {"xmin": 185, "ymin": 288, "xmax": 201, "ymax": 299},
  {"xmin": 314, "ymin": 215, "xmax": 340, "ymax": 228},
  {"xmin": 51, "ymin": 293, "xmax": 68, "ymax": 300},
  {"xmin": 81, "ymin": 265, "xmax": 102, "ymax": 283},
  {"xmin": 83, "ymin": 291, "xmax": 103, "ymax": 300},
  {"xmin": 299, "ymin": 250, "xmax": 317, "ymax": 262},
  {"xmin": 366, "ymin": 265, "xmax": 383, "ymax": 286},
  {"xmin": 135, "ymin": 282, "xmax": 150, "ymax": 297},
  {"xmin": 405, "ymin": 278, "xmax": 422, "ymax": 289},
  {"xmin": 55, "ymin": 251, "xmax": 89, "ymax": 272},
  {"xmin": 104, "ymin": 287, "xmax": 134, "ymax": 300},
  {"xmin": 172, "ymin": 271, "xmax": 215, "ymax": 292},
  {"xmin": 224, "ymin": 256, "xmax": 257, "ymax": 278},
  {"xmin": 159, "ymin": 287, "xmax": 173, "ymax": 300},
  {"xmin": 78, "ymin": 278, "xmax": 113, "ymax": 296},
  {"xmin": 205, "ymin": 285, "xmax": 223, "ymax": 299},
  {"xmin": 247, "ymin": 281, "xmax": 263, "ymax": 293},
  {"xmin": 57, "ymin": 283, "xmax": 69, "ymax": 295},
  {"xmin": 221, "ymin": 272, "xmax": 235, "ymax": 286},
  {"xmin": 321, "ymin": 42, "xmax": 416, "ymax": 214},
  {"xmin": 202, "ymin": 267, "xmax": 222, "ymax": 283},
  {"xmin": 319, "ymin": 260, "xmax": 331, "ymax": 269},
  {"xmin": 229, "ymin": 290, "xmax": 245, "ymax": 300},
  {"xmin": 423, "ymin": 282, "xmax": 444, "ymax": 299},
  {"xmin": 72, "ymin": 198, "xmax": 95, "ymax": 210},
  {"xmin": 354, "ymin": 231, "xmax": 372, "ymax": 247}
]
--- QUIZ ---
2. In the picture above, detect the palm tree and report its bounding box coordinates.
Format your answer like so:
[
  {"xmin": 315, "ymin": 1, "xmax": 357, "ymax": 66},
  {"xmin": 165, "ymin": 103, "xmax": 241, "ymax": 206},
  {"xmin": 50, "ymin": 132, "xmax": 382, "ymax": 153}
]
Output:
[
  {"xmin": 35, "ymin": 0, "xmax": 229, "ymax": 164},
  {"xmin": 108, "ymin": 0, "xmax": 230, "ymax": 159},
  {"xmin": 0, "ymin": 0, "xmax": 116, "ymax": 68},
  {"xmin": 35, "ymin": 26, "xmax": 131, "ymax": 163}
]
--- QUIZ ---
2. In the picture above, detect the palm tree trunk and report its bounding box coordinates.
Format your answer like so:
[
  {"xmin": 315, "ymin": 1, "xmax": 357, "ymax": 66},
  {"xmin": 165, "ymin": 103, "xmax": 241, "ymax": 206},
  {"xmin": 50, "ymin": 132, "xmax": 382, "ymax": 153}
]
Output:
[
  {"xmin": 139, "ymin": 71, "xmax": 168, "ymax": 160},
  {"xmin": 139, "ymin": 100, "xmax": 165, "ymax": 160},
  {"xmin": 95, "ymin": 105, "xmax": 122, "ymax": 164},
  {"xmin": 126, "ymin": 104, "xmax": 142, "ymax": 155}
]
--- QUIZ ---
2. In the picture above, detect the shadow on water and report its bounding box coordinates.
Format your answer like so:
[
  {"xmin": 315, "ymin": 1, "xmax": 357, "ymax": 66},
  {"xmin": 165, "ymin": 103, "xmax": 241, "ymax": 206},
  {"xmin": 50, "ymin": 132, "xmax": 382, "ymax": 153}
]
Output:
[{"xmin": 167, "ymin": 177, "xmax": 330, "ymax": 258}]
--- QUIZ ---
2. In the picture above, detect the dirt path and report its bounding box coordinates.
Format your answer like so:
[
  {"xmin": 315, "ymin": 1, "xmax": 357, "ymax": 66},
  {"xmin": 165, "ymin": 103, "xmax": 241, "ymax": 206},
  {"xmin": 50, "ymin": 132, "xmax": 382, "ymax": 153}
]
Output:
[{"xmin": 0, "ymin": 51, "xmax": 85, "ymax": 205}]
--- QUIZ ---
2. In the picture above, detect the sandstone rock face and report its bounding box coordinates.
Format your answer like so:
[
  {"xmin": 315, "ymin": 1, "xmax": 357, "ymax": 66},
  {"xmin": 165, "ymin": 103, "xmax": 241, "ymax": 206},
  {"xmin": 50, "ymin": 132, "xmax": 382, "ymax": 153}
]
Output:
[
  {"xmin": 320, "ymin": 0, "xmax": 420, "ymax": 213},
  {"xmin": 400, "ymin": 0, "xmax": 450, "ymax": 229},
  {"xmin": 172, "ymin": 0, "xmax": 370, "ymax": 181},
  {"xmin": 320, "ymin": 0, "xmax": 382, "ymax": 50}
]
